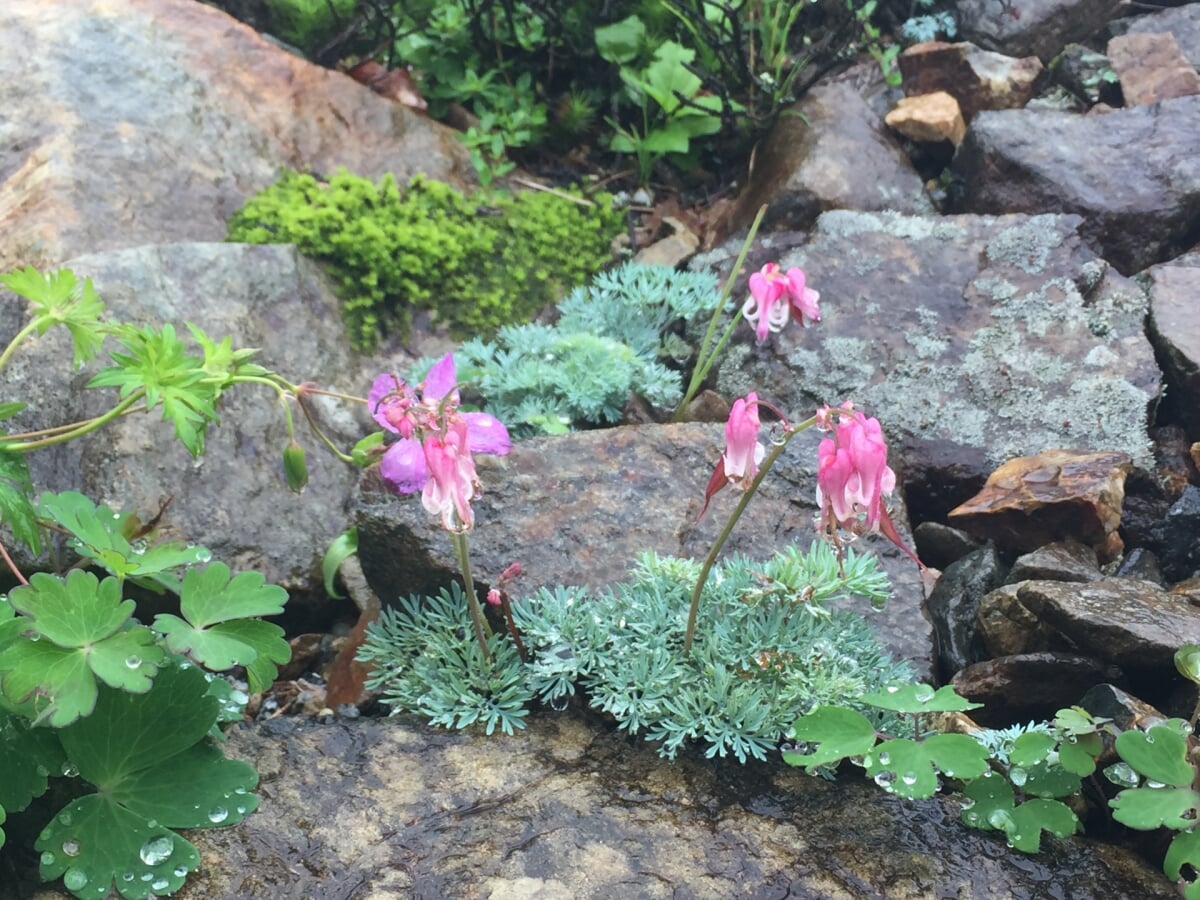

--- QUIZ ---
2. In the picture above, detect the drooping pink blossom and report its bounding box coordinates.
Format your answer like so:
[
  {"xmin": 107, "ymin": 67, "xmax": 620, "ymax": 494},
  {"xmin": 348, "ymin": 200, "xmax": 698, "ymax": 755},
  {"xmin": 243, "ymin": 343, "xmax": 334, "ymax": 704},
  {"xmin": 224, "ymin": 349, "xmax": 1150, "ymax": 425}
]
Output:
[
  {"xmin": 742, "ymin": 263, "xmax": 821, "ymax": 343},
  {"xmin": 815, "ymin": 404, "xmax": 921, "ymax": 567},
  {"xmin": 699, "ymin": 393, "xmax": 768, "ymax": 518},
  {"xmin": 369, "ymin": 354, "xmax": 510, "ymax": 529}
]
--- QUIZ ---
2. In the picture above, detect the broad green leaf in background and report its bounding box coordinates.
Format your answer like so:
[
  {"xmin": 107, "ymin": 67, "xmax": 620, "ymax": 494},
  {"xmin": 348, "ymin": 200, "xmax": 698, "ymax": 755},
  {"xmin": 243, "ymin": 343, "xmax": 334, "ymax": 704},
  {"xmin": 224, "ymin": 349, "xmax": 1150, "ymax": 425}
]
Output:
[
  {"xmin": 39, "ymin": 663, "xmax": 258, "ymax": 899},
  {"xmin": 0, "ymin": 571, "xmax": 165, "ymax": 726},
  {"xmin": 0, "ymin": 710, "xmax": 67, "ymax": 850},
  {"xmin": 784, "ymin": 705, "xmax": 877, "ymax": 769},
  {"xmin": 152, "ymin": 563, "xmax": 289, "ymax": 692},
  {"xmin": 0, "ymin": 266, "xmax": 107, "ymax": 366},
  {"xmin": 38, "ymin": 491, "xmax": 211, "ymax": 593},
  {"xmin": 861, "ymin": 683, "xmax": 984, "ymax": 715},
  {"xmin": 1111, "ymin": 786, "xmax": 1200, "ymax": 830},
  {"xmin": 0, "ymin": 448, "xmax": 41, "ymax": 554},
  {"xmin": 594, "ymin": 14, "xmax": 646, "ymax": 64}
]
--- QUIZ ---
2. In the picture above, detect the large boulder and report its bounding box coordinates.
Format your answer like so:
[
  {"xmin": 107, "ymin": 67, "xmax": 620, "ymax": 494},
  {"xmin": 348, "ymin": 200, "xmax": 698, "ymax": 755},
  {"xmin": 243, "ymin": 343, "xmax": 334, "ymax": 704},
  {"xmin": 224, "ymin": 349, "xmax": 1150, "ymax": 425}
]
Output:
[
  {"xmin": 0, "ymin": 243, "xmax": 372, "ymax": 605},
  {"xmin": 0, "ymin": 0, "xmax": 472, "ymax": 270},
  {"xmin": 954, "ymin": 0, "xmax": 1124, "ymax": 61},
  {"xmin": 948, "ymin": 97, "xmax": 1200, "ymax": 274}
]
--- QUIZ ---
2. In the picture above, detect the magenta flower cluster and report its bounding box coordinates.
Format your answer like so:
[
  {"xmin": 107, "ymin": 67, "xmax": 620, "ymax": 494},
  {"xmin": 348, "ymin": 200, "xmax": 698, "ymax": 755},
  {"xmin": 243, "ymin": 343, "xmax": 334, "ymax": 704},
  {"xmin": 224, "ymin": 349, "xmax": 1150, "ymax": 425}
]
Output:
[{"xmin": 369, "ymin": 354, "xmax": 511, "ymax": 532}]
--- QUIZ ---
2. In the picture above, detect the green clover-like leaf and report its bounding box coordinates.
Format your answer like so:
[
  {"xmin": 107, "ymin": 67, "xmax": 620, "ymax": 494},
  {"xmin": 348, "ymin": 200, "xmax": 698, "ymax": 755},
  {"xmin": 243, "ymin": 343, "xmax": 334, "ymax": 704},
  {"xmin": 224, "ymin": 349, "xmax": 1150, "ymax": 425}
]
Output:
[
  {"xmin": 1111, "ymin": 786, "xmax": 1200, "ymax": 830},
  {"xmin": 1010, "ymin": 731, "xmax": 1056, "ymax": 767},
  {"xmin": 784, "ymin": 706, "xmax": 877, "ymax": 769},
  {"xmin": 36, "ymin": 662, "xmax": 259, "ymax": 897},
  {"xmin": 0, "ymin": 709, "xmax": 66, "ymax": 814},
  {"xmin": 1057, "ymin": 732, "xmax": 1102, "ymax": 777},
  {"xmin": 1016, "ymin": 759, "xmax": 1083, "ymax": 799},
  {"xmin": 1054, "ymin": 706, "xmax": 1103, "ymax": 737},
  {"xmin": 1116, "ymin": 722, "xmax": 1195, "ymax": 788},
  {"xmin": 863, "ymin": 734, "xmax": 989, "ymax": 799},
  {"xmin": 153, "ymin": 563, "xmax": 289, "ymax": 691},
  {"xmin": 0, "ymin": 571, "xmax": 164, "ymax": 725},
  {"xmin": 861, "ymin": 683, "xmax": 984, "ymax": 714},
  {"xmin": 961, "ymin": 772, "xmax": 1080, "ymax": 851},
  {"xmin": 1164, "ymin": 829, "xmax": 1200, "ymax": 898},
  {"xmin": 1177, "ymin": 645, "xmax": 1200, "ymax": 686}
]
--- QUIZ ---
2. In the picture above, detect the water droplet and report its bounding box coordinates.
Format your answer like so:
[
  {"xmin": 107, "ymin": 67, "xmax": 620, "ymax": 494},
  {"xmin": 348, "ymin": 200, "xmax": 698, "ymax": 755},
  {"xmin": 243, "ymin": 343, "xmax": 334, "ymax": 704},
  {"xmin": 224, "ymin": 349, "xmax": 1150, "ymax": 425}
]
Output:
[
  {"xmin": 549, "ymin": 693, "xmax": 568, "ymax": 712},
  {"xmin": 139, "ymin": 835, "xmax": 173, "ymax": 866},
  {"xmin": 40, "ymin": 851, "xmax": 56, "ymax": 867},
  {"xmin": 901, "ymin": 771, "xmax": 918, "ymax": 786},
  {"xmin": 1104, "ymin": 762, "xmax": 1140, "ymax": 787},
  {"xmin": 122, "ymin": 872, "xmax": 136, "ymax": 882},
  {"xmin": 194, "ymin": 548, "xmax": 212, "ymax": 563},
  {"xmin": 233, "ymin": 787, "xmax": 248, "ymax": 796},
  {"xmin": 125, "ymin": 655, "xmax": 141, "ymax": 669},
  {"xmin": 964, "ymin": 811, "xmax": 980, "ymax": 825},
  {"xmin": 142, "ymin": 872, "xmax": 154, "ymax": 881},
  {"xmin": 59, "ymin": 811, "xmax": 73, "ymax": 826},
  {"xmin": 914, "ymin": 684, "xmax": 935, "ymax": 702},
  {"xmin": 235, "ymin": 805, "xmax": 246, "ymax": 815},
  {"xmin": 874, "ymin": 770, "xmax": 896, "ymax": 790},
  {"xmin": 885, "ymin": 685, "xmax": 900, "ymax": 694},
  {"xmin": 173, "ymin": 866, "xmax": 189, "ymax": 878},
  {"xmin": 112, "ymin": 512, "xmax": 121, "ymax": 520},
  {"xmin": 30, "ymin": 632, "xmax": 41, "ymax": 642},
  {"xmin": 877, "ymin": 751, "xmax": 891, "ymax": 765},
  {"xmin": 152, "ymin": 877, "xmax": 170, "ymax": 891},
  {"xmin": 848, "ymin": 755, "xmax": 865, "ymax": 767},
  {"xmin": 146, "ymin": 820, "xmax": 157, "ymax": 829},
  {"xmin": 207, "ymin": 806, "xmax": 228, "ymax": 824},
  {"xmin": 63, "ymin": 868, "xmax": 88, "ymax": 890},
  {"xmin": 1147, "ymin": 778, "xmax": 1166, "ymax": 790},
  {"xmin": 61, "ymin": 839, "xmax": 80, "ymax": 857},
  {"xmin": 129, "ymin": 539, "xmax": 147, "ymax": 555},
  {"xmin": 988, "ymin": 809, "xmax": 1014, "ymax": 831},
  {"xmin": 61, "ymin": 763, "xmax": 78, "ymax": 777},
  {"xmin": 229, "ymin": 689, "xmax": 249, "ymax": 705},
  {"xmin": 1009, "ymin": 767, "xmax": 1028, "ymax": 787}
]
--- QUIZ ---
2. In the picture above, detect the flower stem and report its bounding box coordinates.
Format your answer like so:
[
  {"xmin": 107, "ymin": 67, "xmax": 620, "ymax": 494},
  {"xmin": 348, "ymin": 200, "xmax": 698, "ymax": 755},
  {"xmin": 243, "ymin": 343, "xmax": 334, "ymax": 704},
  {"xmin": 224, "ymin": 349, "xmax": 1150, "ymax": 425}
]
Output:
[
  {"xmin": 1, "ymin": 392, "xmax": 145, "ymax": 451},
  {"xmin": 0, "ymin": 319, "xmax": 42, "ymax": 375},
  {"xmin": 683, "ymin": 414, "xmax": 817, "ymax": 654},
  {"xmin": 451, "ymin": 529, "xmax": 493, "ymax": 663},
  {"xmin": 672, "ymin": 204, "xmax": 768, "ymax": 423}
]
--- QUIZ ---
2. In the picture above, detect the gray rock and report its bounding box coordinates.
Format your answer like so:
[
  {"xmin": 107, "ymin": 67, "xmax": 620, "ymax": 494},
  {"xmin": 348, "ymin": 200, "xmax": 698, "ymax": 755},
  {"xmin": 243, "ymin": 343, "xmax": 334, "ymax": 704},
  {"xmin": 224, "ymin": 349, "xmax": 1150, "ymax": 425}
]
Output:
[
  {"xmin": 913, "ymin": 520, "xmax": 982, "ymax": 570},
  {"xmin": 1163, "ymin": 485, "xmax": 1200, "ymax": 581},
  {"xmin": 1146, "ymin": 265, "xmax": 1200, "ymax": 439},
  {"xmin": 1120, "ymin": 3, "xmax": 1200, "ymax": 69},
  {"xmin": 1005, "ymin": 540, "xmax": 1102, "ymax": 584},
  {"xmin": 156, "ymin": 717, "xmax": 1179, "ymax": 898},
  {"xmin": 951, "ymin": 651, "xmax": 1125, "ymax": 727},
  {"xmin": 0, "ymin": 0, "xmax": 473, "ymax": 270},
  {"xmin": 925, "ymin": 543, "xmax": 1006, "ymax": 678},
  {"xmin": 954, "ymin": 0, "xmax": 1124, "ymax": 61},
  {"xmin": 698, "ymin": 211, "xmax": 1159, "ymax": 487},
  {"xmin": 1115, "ymin": 547, "xmax": 1164, "ymax": 584},
  {"xmin": 1051, "ymin": 44, "xmax": 1120, "ymax": 105},
  {"xmin": 353, "ymin": 423, "xmax": 934, "ymax": 675},
  {"xmin": 0, "ymin": 243, "xmax": 371, "ymax": 601},
  {"xmin": 729, "ymin": 82, "xmax": 934, "ymax": 232},
  {"xmin": 949, "ymin": 97, "xmax": 1200, "ymax": 274},
  {"xmin": 1018, "ymin": 577, "xmax": 1200, "ymax": 674}
]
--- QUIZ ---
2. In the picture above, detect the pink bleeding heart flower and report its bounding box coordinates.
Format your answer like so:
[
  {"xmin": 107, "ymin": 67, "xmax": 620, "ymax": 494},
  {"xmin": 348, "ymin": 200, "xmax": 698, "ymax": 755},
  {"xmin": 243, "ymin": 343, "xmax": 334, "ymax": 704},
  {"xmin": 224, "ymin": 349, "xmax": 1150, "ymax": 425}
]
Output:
[
  {"xmin": 742, "ymin": 263, "xmax": 820, "ymax": 343},
  {"xmin": 815, "ymin": 403, "xmax": 921, "ymax": 567},
  {"xmin": 699, "ymin": 392, "xmax": 767, "ymax": 518},
  {"xmin": 369, "ymin": 354, "xmax": 511, "ymax": 528}
]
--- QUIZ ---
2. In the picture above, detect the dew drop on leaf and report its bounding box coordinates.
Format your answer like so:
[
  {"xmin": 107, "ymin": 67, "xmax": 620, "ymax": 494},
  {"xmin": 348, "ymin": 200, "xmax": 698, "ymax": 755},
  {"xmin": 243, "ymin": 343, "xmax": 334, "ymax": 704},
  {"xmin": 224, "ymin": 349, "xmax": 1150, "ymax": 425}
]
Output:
[
  {"xmin": 139, "ymin": 835, "xmax": 173, "ymax": 866},
  {"xmin": 63, "ymin": 868, "xmax": 88, "ymax": 891},
  {"xmin": 885, "ymin": 685, "xmax": 899, "ymax": 694},
  {"xmin": 900, "ymin": 771, "xmax": 918, "ymax": 786},
  {"xmin": 61, "ymin": 763, "xmax": 78, "ymax": 777},
  {"xmin": 914, "ymin": 684, "xmax": 934, "ymax": 702},
  {"xmin": 874, "ymin": 771, "xmax": 896, "ymax": 789},
  {"xmin": 173, "ymin": 866, "xmax": 189, "ymax": 878},
  {"xmin": 125, "ymin": 655, "xmax": 142, "ymax": 669},
  {"xmin": 235, "ymin": 805, "xmax": 246, "ymax": 814},
  {"xmin": 1009, "ymin": 767, "xmax": 1027, "ymax": 786},
  {"xmin": 877, "ymin": 751, "xmax": 891, "ymax": 765},
  {"xmin": 207, "ymin": 806, "xmax": 229, "ymax": 824},
  {"xmin": 152, "ymin": 877, "xmax": 170, "ymax": 891},
  {"xmin": 195, "ymin": 548, "xmax": 213, "ymax": 563},
  {"xmin": 122, "ymin": 873, "xmax": 136, "ymax": 883},
  {"xmin": 40, "ymin": 852, "xmax": 55, "ymax": 867},
  {"xmin": 59, "ymin": 811, "xmax": 72, "ymax": 826},
  {"xmin": 61, "ymin": 839, "xmax": 80, "ymax": 857}
]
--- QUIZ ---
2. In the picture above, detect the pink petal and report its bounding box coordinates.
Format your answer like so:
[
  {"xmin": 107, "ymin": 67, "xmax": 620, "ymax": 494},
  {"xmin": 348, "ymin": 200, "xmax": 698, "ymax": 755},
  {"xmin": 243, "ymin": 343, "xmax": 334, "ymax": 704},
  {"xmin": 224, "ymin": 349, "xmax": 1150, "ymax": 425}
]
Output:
[
  {"xmin": 369, "ymin": 374, "xmax": 404, "ymax": 433},
  {"xmin": 380, "ymin": 438, "xmax": 427, "ymax": 494},
  {"xmin": 464, "ymin": 412, "xmax": 512, "ymax": 456},
  {"xmin": 423, "ymin": 354, "xmax": 458, "ymax": 401}
]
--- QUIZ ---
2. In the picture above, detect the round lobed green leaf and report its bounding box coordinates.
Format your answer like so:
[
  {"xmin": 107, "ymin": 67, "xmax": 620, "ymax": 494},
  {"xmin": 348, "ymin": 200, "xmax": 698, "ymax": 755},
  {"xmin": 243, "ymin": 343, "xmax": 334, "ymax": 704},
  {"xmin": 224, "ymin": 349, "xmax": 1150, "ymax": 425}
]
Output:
[
  {"xmin": 784, "ymin": 706, "xmax": 877, "ymax": 768},
  {"xmin": 1116, "ymin": 723, "xmax": 1195, "ymax": 788}
]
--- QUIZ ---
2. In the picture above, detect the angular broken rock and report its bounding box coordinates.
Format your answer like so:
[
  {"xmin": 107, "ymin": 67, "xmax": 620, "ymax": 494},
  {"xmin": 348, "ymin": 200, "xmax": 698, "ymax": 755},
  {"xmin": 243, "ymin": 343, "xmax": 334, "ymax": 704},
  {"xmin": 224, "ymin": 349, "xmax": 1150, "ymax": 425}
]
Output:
[
  {"xmin": 951, "ymin": 652, "xmax": 1125, "ymax": 727},
  {"xmin": 898, "ymin": 41, "xmax": 1046, "ymax": 120},
  {"xmin": 976, "ymin": 584, "xmax": 1066, "ymax": 657},
  {"xmin": 885, "ymin": 92, "xmax": 967, "ymax": 145},
  {"xmin": 1107, "ymin": 32, "xmax": 1200, "ymax": 106},
  {"xmin": 948, "ymin": 450, "xmax": 1131, "ymax": 555},
  {"xmin": 1146, "ymin": 265, "xmax": 1200, "ymax": 438}
]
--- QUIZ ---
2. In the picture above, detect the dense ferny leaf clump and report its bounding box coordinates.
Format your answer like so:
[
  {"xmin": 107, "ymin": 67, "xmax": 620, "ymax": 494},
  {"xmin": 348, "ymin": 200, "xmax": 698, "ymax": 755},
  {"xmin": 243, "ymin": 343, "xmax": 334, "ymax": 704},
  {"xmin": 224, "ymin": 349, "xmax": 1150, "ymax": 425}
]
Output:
[{"xmin": 226, "ymin": 170, "xmax": 624, "ymax": 350}]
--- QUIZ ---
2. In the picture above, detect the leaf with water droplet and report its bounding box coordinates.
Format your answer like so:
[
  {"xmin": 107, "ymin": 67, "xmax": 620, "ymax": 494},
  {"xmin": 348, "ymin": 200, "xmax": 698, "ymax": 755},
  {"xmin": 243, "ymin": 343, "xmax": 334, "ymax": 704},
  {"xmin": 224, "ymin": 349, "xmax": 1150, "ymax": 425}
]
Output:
[
  {"xmin": 1009, "ymin": 732, "xmax": 1055, "ymax": 767},
  {"xmin": 1116, "ymin": 722, "xmax": 1195, "ymax": 788},
  {"xmin": 0, "ymin": 709, "xmax": 67, "ymax": 843},
  {"xmin": 961, "ymin": 775, "xmax": 1079, "ymax": 851},
  {"xmin": 1057, "ymin": 731, "xmax": 1101, "ymax": 777},
  {"xmin": 152, "ymin": 564, "xmax": 289, "ymax": 692},
  {"xmin": 860, "ymin": 682, "xmax": 983, "ymax": 714},
  {"xmin": 1164, "ymin": 829, "xmax": 1200, "ymax": 894},
  {"xmin": 1110, "ymin": 785, "xmax": 1200, "ymax": 831},
  {"xmin": 783, "ymin": 706, "xmax": 877, "ymax": 769}
]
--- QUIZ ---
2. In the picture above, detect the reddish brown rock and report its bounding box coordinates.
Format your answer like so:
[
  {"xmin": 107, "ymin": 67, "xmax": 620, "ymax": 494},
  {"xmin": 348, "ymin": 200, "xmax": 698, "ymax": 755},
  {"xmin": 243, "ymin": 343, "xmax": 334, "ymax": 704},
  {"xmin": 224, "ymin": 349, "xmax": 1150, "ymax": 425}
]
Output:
[
  {"xmin": 976, "ymin": 585, "xmax": 1064, "ymax": 657},
  {"xmin": 899, "ymin": 41, "xmax": 1046, "ymax": 120},
  {"xmin": 951, "ymin": 652, "xmax": 1124, "ymax": 727},
  {"xmin": 885, "ymin": 92, "xmax": 967, "ymax": 145},
  {"xmin": 948, "ymin": 450, "xmax": 1132, "ymax": 555},
  {"xmin": 1107, "ymin": 32, "xmax": 1200, "ymax": 106}
]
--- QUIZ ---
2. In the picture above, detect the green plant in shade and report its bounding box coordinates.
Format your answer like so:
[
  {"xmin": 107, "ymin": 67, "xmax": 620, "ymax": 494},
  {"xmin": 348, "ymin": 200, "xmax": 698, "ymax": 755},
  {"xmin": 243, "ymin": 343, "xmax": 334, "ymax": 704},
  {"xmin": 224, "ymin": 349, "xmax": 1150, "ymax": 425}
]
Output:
[
  {"xmin": 226, "ymin": 171, "xmax": 622, "ymax": 349},
  {"xmin": 262, "ymin": 0, "xmax": 356, "ymax": 53}
]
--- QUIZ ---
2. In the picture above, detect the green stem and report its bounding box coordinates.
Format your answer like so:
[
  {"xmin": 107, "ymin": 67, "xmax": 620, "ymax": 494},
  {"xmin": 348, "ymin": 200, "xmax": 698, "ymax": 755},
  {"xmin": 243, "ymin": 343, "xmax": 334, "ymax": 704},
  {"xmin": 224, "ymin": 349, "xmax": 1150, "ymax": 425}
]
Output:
[
  {"xmin": 234, "ymin": 375, "xmax": 356, "ymax": 464},
  {"xmin": 0, "ymin": 319, "xmax": 43, "ymax": 374},
  {"xmin": 672, "ymin": 204, "xmax": 768, "ymax": 423},
  {"xmin": 2, "ymin": 392, "xmax": 145, "ymax": 452},
  {"xmin": 683, "ymin": 414, "xmax": 818, "ymax": 654},
  {"xmin": 451, "ymin": 529, "xmax": 493, "ymax": 663}
]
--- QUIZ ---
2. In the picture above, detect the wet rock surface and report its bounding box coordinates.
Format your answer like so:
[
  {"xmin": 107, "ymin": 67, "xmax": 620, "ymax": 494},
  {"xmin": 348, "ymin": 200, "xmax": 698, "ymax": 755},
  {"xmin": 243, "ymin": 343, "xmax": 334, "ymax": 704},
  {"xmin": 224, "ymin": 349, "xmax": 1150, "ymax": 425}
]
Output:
[
  {"xmin": 951, "ymin": 652, "xmax": 1126, "ymax": 727},
  {"xmin": 898, "ymin": 41, "xmax": 1047, "ymax": 121},
  {"xmin": 954, "ymin": 0, "xmax": 1124, "ymax": 61},
  {"xmin": 141, "ymin": 716, "xmax": 1178, "ymax": 898}
]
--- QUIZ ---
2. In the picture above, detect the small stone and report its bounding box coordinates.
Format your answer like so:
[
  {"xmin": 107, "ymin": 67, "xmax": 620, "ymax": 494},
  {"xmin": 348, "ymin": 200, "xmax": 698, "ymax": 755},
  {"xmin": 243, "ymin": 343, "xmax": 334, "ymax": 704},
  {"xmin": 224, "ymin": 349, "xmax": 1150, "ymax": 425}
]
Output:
[
  {"xmin": 1005, "ymin": 540, "xmax": 1101, "ymax": 585},
  {"xmin": 899, "ymin": 41, "xmax": 1046, "ymax": 120},
  {"xmin": 952, "ymin": 652, "xmax": 1125, "ymax": 728},
  {"xmin": 885, "ymin": 92, "xmax": 967, "ymax": 145},
  {"xmin": 634, "ymin": 217, "xmax": 700, "ymax": 268},
  {"xmin": 976, "ymin": 584, "xmax": 1063, "ymax": 657},
  {"xmin": 913, "ymin": 521, "xmax": 982, "ymax": 571}
]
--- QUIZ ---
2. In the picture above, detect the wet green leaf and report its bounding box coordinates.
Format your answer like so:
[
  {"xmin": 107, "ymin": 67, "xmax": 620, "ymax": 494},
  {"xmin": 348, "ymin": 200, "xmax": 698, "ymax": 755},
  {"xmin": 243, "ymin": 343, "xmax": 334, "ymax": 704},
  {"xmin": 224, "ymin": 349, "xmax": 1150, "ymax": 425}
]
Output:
[
  {"xmin": 322, "ymin": 527, "xmax": 358, "ymax": 599},
  {"xmin": 1057, "ymin": 732, "xmax": 1102, "ymax": 777},
  {"xmin": 1164, "ymin": 829, "xmax": 1200, "ymax": 897},
  {"xmin": 960, "ymin": 772, "xmax": 1080, "ymax": 851},
  {"xmin": 784, "ymin": 706, "xmax": 876, "ymax": 768},
  {"xmin": 1176, "ymin": 644, "xmax": 1200, "ymax": 685},
  {"xmin": 1010, "ymin": 731, "xmax": 1056, "ymax": 767},
  {"xmin": 1111, "ymin": 786, "xmax": 1200, "ymax": 830},
  {"xmin": 861, "ymin": 683, "xmax": 983, "ymax": 714},
  {"xmin": 1116, "ymin": 723, "xmax": 1194, "ymax": 787}
]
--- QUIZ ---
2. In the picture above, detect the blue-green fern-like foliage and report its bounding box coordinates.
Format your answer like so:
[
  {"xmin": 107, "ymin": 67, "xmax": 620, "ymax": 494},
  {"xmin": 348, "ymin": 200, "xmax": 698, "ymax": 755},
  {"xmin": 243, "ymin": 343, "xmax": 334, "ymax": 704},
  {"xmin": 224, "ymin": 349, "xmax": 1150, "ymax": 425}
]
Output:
[
  {"xmin": 409, "ymin": 262, "xmax": 724, "ymax": 436},
  {"xmin": 358, "ymin": 543, "xmax": 911, "ymax": 761}
]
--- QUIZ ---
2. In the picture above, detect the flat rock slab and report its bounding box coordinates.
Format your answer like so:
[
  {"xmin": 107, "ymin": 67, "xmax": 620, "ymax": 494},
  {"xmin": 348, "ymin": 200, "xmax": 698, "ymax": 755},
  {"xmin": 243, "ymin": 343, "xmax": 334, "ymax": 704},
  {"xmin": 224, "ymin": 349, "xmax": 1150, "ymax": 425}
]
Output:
[
  {"xmin": 135, "ymin": 716, "xmax": 1176, "ymax": 898},
  {"xmin": 703, "ymin": 211, "xmax": 1158, "ymax": 480}
]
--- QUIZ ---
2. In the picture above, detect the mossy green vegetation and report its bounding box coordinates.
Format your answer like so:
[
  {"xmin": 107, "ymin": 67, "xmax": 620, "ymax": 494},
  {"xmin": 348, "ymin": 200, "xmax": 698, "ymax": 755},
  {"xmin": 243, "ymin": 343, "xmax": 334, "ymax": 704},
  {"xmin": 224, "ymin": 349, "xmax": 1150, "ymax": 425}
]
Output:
[{"xmin": 226, "ymin": 171, "xmax": 623, "ymax": 349}]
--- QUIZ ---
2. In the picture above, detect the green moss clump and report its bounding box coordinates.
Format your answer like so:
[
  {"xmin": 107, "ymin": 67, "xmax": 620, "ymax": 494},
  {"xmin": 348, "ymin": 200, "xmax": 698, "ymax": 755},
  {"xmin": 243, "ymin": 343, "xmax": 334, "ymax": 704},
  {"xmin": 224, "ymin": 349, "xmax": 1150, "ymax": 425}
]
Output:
[{"xmin": 226, "ymin": 170, "xmax": 623, "ymax": 350}]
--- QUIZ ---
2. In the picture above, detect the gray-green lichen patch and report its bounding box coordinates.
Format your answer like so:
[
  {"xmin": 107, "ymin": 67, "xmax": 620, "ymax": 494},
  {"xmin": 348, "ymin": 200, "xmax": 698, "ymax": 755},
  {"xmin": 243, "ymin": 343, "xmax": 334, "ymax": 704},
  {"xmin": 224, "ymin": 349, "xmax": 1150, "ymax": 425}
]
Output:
[{"xmin": 708, "ymin": 211, "xmax": 1159, "ymax": 469}]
